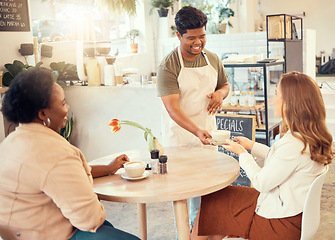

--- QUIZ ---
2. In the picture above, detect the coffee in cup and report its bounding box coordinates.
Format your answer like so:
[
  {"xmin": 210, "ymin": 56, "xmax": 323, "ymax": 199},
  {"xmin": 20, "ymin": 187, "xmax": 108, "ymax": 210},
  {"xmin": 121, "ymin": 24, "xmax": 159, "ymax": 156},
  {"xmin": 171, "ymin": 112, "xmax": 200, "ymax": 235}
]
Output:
[
  {"xmin": 211, "ymin": 130, "xmax": 231, "ymax": 143},
  {"xmin": 124, "ymin": 161, "xmax": 146, "ymax": 178}
]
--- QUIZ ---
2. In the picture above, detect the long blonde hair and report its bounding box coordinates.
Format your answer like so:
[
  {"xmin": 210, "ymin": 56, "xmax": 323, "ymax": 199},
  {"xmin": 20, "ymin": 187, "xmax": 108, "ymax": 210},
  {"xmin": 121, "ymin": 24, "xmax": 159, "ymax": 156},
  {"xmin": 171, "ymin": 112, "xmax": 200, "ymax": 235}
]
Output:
[{"xmin": 280, "ymin": 72, "xmax": 333, "ymax": 165}]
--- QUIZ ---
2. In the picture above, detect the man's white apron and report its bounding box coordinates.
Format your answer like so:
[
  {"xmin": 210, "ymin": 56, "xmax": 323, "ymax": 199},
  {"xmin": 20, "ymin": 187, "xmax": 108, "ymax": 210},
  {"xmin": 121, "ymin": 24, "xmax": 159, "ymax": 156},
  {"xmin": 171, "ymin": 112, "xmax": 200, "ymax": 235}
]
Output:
[{"xmin": 162, "ymin": 47, "xmax": 218, "ymax": 147}]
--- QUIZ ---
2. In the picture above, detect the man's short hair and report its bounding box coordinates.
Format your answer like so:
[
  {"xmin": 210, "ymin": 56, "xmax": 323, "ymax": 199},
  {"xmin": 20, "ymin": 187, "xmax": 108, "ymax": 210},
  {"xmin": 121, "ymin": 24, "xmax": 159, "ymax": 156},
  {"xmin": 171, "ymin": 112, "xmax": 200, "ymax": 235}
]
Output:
[{"xmin": 175, "ymin": 6, "xmax": 207, "ymax": 36}]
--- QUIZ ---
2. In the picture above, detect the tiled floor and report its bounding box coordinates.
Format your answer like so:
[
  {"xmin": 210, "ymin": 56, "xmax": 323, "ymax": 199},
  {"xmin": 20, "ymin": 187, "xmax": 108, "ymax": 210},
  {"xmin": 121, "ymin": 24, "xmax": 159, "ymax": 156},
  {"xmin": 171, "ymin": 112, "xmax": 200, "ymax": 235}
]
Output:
[{"xmin": 103, "ymin": 163, "xmax": 335, "ymax": 240}]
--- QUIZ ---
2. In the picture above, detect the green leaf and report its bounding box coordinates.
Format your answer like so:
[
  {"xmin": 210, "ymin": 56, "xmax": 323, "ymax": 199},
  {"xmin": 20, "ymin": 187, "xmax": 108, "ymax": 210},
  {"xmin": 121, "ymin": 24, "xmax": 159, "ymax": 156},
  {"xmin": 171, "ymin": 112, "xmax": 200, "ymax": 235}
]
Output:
[
  {"xmin": 50, "ymin": 61, "xmax": 65, "ymax": 73},
  {"xmin": 96, "ymin": 0, "xmax": 137, "ymax": 16},
  {"xmin": 35, "ymin": 61, "xmax": 44, "ymax": 68},
  {"xmin": 5, "ymin": 60, "xmax": 25, "ymax": 76},
  {"xmin": 59, "ymin": 114, "xmax": 74, "ymax": 141},
  {"xmin": 2, "ymin": 72, "xmax": 13, "ymax": 87},
  {"xmin": 144, "ymin": 131, "xmax": 148, "ymax": 141}
]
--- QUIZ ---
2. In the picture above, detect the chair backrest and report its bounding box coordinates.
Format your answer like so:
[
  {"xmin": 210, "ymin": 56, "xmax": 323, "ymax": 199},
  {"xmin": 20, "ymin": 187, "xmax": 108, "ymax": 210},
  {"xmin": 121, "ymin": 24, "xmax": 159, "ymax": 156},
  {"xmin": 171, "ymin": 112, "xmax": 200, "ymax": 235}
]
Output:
[{"xmin": 300, "ymin": 165, "xmax": 329, "ymax": 240}]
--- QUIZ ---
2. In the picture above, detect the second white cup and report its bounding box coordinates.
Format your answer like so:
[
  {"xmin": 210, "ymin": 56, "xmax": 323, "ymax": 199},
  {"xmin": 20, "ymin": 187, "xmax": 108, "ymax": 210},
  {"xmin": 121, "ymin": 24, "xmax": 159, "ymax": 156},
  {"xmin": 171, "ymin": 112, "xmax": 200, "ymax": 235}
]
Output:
[{"xmin": 211, "ymin": 130, "xmax": 231, "ymax": 143}]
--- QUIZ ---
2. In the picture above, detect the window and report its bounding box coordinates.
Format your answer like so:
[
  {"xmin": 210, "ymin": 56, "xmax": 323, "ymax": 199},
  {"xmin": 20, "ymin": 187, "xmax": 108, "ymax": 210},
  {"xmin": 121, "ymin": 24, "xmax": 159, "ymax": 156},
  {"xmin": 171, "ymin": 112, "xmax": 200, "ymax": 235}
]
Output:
[
  {"xmin": 30, "ymin": 0, "xmax": 128, "ymax": 54},
  {"xmin": 181, "ymin": 0, "xmax": 232, "ymax": 34}
]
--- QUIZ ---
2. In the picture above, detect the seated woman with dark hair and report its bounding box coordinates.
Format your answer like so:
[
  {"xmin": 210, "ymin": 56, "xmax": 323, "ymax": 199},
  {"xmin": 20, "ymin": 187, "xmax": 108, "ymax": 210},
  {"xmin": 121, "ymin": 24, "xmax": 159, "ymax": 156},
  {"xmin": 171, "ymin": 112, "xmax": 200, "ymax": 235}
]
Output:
[
  {"xmin": 191, "ymin": 72, "xmax": 333, "ymax": 240},
  {"xmin": 0, "ymin": 68, "xmax": 140, "ymax": 240}
]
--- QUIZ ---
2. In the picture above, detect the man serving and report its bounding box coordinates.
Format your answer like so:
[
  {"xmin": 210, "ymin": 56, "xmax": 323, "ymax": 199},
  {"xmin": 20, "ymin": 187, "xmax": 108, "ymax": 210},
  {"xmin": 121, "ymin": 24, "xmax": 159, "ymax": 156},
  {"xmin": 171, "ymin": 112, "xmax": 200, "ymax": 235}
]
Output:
[{"xmin": 157, "ymin": 6, "xmax": 230, "ymax": 148}]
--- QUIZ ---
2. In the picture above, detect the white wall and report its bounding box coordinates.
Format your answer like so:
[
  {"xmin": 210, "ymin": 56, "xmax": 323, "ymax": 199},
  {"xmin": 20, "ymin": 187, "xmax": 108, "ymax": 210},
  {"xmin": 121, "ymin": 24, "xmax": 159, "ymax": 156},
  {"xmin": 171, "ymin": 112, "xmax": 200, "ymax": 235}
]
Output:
[
  {"xmin": 260, "ymin": 0, "xmax": 335, "ymax": 56},
  {"xmin": 64, "ymin": 85, "xmax": 162, "ymax": 161}
]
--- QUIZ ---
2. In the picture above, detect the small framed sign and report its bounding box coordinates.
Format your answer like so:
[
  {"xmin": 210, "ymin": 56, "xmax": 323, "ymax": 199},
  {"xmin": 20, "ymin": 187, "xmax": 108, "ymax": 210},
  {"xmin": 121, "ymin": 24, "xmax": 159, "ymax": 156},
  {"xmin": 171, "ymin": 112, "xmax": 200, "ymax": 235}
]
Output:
[{"xmin": 0, "ymin": 0, "xmax": 30, "ymax": 32}]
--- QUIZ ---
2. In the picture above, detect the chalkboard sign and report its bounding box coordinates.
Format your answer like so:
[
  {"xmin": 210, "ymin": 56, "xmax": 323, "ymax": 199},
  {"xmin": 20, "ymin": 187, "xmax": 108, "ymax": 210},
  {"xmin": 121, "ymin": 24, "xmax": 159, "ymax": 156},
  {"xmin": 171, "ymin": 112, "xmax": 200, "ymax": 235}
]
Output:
[
  {"xmin": 0, "ymin": 0, "xmax": 30, "ymax": 31},
  {"xmin": 215, "ymin": 114, "xmax": 256, "ymax": 187}
]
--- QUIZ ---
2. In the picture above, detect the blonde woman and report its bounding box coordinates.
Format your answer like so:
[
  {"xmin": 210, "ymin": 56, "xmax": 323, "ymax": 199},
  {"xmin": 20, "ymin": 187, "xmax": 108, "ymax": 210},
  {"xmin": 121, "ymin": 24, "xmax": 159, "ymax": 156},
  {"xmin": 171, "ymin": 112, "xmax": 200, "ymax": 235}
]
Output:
[{"xmin": 191, "ymin": 72, "xmax": 333, "ymax": 240}]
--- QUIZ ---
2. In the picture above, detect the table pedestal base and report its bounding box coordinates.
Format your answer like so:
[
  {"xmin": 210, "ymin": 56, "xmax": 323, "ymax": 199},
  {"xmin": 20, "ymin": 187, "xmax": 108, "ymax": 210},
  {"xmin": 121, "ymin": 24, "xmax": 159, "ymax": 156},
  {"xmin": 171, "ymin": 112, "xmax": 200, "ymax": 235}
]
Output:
[
  {"xmin": 173, "ymin": 200, "xmax": 190, "ymax": 240},
  {"xmin": 136, "ymin": 200, "xmax": 191, "ymax": 240},
  {"xmin": 137, "ymin": 203, "xmax": 147, "ymax": 240}
]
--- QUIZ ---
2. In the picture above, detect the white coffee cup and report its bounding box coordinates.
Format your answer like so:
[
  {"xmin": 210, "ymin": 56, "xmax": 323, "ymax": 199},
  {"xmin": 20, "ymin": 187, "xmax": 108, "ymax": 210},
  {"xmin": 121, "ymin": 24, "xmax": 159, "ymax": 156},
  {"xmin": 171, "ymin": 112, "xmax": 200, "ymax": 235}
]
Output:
[
  {"xmin": 211, "ymin": 130, "xmax": 231, "ymax": 143},
  {"xmin": 124, "ymin": 161, "xmax": 146, "ymax": 178}
]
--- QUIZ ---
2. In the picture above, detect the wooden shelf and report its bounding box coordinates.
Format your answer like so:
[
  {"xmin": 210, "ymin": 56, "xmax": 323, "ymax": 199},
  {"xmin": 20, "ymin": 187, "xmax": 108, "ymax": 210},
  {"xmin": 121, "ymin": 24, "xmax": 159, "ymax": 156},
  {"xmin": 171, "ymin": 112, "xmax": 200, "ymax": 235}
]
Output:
[
  {"xmin": 221, "ymin": 102, "xmax": 264, "ymax": 111},
  {"xmin": 220, "ymin": 103, "xmax": 265, "ymax": 129}
]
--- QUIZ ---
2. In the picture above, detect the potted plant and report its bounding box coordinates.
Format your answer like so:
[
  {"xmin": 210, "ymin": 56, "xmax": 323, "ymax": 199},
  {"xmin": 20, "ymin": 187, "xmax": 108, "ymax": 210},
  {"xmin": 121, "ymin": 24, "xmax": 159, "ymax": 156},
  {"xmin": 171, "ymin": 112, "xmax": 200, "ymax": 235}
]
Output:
[
  {"xmin": 2, "ymin": 60, "xmax": 43, "ymax": 87},
  {"xmin": 59, "ymin": 113, "xmax": 74, "ymax": 142},
  {"xmin": 95, "ymin": 0, "xmax": 137, "ymax": 16},
  {"xmin": 126, "ymin": 29, "xmax": 139, "ymax": 53},
  {"xmin": 217, "ymin": 2, "xmax": 235, "ymax": 34},
  {"xmin": 50, "ymin": 61, "xmax": 79, "ymax": 83},
  {"xmin": 150, "ymin": 0, "xmax": 175, "ymax": 17}
]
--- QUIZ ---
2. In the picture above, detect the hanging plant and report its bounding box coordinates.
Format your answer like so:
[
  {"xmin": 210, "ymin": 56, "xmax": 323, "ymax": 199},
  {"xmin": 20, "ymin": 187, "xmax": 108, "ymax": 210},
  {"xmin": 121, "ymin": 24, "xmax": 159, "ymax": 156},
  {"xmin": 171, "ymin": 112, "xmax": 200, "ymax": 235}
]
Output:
[{"xmin": 95, "ymin": 0, "xmax": 137, "ymax": 16}]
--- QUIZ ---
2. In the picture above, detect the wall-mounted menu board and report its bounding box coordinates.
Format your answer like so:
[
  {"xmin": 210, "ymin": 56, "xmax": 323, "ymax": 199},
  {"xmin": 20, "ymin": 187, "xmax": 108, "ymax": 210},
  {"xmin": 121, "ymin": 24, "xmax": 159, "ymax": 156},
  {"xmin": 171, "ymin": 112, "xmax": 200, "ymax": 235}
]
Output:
[
  {"xmin": 215, "ymin": 113, "xmax": 256, "ymax": 187},
  {"xmin": 0, "ymin": 0, "xmax": 30, "ymax": 31}
]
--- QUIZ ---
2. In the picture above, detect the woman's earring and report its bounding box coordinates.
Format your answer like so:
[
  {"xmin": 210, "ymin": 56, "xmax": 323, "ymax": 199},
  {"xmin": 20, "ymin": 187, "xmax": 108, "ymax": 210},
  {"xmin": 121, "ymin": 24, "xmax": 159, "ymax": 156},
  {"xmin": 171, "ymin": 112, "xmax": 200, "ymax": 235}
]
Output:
[{"xmin": 43, "ymin": 118, "xmax": 51, "ymax": 127}]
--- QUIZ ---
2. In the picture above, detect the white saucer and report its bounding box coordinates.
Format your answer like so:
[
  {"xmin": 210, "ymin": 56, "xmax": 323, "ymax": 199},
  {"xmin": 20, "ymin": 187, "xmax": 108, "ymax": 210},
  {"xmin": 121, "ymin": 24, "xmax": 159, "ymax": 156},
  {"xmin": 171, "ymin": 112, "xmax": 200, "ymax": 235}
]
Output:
[
  {"xmin": 121, "ymin": 170, "xmax": 150, "ymax": 181},
  {"xmin": 208, "ymin": 139, "xmax": 228, "ymax": 146}
]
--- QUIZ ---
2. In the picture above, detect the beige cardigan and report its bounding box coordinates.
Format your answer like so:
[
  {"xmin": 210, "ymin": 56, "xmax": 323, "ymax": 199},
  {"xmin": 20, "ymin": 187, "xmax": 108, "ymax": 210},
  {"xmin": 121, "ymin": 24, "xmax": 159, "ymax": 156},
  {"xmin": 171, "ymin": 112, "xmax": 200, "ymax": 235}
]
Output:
[{"xmin": 0, "ymin": 123, "xmax": 106, "ymax": 240}]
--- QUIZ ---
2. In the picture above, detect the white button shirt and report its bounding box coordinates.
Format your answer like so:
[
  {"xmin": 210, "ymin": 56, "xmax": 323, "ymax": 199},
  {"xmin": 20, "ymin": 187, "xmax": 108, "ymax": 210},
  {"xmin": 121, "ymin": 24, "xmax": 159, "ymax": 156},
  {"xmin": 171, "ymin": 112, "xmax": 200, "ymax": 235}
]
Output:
[{"xmin": 239, "ymin": 131, "xmax": 325, "ymax": 219}]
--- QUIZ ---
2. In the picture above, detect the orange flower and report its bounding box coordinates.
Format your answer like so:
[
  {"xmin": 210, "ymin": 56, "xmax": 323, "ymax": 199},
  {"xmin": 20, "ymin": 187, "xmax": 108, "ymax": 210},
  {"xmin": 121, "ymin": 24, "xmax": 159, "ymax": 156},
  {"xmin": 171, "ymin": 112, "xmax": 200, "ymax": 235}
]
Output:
[
  {"xmin": 109, "ymin": 119, "xmax": 121, "ymax": 133},
  {"xmin": 108, "ymin": 118, "xmax": 164, "ymax": 154}
]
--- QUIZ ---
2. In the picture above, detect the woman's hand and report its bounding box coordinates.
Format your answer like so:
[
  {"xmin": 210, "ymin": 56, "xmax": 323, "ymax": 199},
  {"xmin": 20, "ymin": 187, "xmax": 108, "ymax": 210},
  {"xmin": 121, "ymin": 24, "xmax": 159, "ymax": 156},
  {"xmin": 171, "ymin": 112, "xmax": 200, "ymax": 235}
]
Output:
[
  {"xmin": 91, "ymin": 154, "xmax": 130, "ymax": 178},
  {"xmin": 233, "ymin": 137, "xmax": 255, "ymax": 151},
  {"xmin": 221, "ymin": 139, "xmax": 248, "ymax": 155},
  {"xmin": 107, "ymin": 154, "xmax": 129, "ymax": 175}
]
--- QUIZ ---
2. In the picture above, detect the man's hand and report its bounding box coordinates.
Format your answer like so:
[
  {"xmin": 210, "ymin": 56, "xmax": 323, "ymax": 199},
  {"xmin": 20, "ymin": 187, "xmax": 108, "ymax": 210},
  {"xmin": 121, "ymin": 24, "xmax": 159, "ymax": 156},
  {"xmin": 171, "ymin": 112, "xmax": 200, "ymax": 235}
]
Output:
[
  {"xmin": 206, "ymin": 91, "xmax": 224, "ymax": 115},
  {"xmin": 207, "ymin": 83, "xmax": 230, "ymax": 115},
  {"xmin": 195, "ymin": 129, "xmax": 212, "ymax": 145}
]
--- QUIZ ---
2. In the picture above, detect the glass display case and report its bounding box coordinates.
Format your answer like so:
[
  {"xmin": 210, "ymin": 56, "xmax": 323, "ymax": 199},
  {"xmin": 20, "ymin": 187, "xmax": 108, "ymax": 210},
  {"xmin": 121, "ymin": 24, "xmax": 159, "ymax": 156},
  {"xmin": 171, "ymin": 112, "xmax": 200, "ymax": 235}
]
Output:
[{"xmin": 222, "ymin": 61, "xmax": 285, "ymax": 146}]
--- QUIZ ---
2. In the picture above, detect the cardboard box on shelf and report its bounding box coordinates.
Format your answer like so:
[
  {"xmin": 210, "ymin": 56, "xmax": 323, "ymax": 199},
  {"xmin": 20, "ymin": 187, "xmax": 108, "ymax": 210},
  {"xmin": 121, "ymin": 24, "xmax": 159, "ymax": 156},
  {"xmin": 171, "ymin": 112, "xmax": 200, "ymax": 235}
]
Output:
[{"xmin": 268, "ymin": 15, "xmax": 291, "ymax": 39}]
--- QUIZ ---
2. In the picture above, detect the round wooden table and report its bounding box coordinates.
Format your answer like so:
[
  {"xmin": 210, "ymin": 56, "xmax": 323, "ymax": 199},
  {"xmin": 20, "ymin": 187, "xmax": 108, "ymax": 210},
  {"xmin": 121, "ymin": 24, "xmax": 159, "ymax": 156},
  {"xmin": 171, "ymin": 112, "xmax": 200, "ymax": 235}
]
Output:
[{"xmin": 90, "ymin": 147, "xmax": 240, "ymax": 240}]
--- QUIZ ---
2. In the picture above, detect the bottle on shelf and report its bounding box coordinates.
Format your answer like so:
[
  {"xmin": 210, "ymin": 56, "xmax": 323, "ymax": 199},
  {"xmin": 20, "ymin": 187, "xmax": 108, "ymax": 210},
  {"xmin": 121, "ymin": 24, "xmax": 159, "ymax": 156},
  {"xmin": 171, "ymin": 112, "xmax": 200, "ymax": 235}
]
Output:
[
  {"xmin": 230, "ymin": 91, "xmax": 238, "ymax": 106},
  {"xmin": 240, "ymin": 91, "xmax": 247, "ymax": 107},
  {"xmin": 248, "ymin": 92, "xmax": 256, "ymax": 107}
]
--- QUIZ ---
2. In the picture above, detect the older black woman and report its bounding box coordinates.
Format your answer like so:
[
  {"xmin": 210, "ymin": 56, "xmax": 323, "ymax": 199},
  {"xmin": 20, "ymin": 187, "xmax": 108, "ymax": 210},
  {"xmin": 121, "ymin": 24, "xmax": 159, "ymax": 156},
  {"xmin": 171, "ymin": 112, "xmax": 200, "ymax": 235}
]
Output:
[{"xmin": 0, "ymin": 68, "xmax": 140, "ymax": 240}]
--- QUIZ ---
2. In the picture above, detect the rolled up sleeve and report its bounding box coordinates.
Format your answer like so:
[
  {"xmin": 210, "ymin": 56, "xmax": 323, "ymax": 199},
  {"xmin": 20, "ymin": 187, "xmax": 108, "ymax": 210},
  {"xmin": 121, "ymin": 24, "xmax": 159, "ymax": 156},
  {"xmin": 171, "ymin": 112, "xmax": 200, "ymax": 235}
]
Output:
[{"xmin": 43, "ymin": 156, "xmax": 106, "ymax": 232}]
